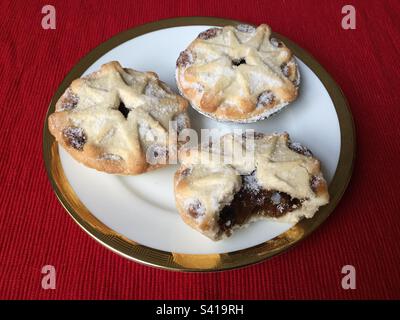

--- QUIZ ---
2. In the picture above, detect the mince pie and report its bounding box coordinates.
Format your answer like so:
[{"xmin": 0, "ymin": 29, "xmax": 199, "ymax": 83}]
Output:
[
  {"xmin": 48, "ymin": 61, "xmax": 190, "ymax": 174},
  {"xmin": 176, "ymin": 24, "xmax": 300, "ymax": 123},
  {"xmin": 174, "ymin": 133, "xmax": 329, "ymax": 240}
]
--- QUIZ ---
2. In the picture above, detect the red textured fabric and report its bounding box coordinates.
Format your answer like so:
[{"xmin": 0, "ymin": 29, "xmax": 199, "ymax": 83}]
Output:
[{"xmin": 1, "ymin": 0, "xmax": 400, "ymax": 300}]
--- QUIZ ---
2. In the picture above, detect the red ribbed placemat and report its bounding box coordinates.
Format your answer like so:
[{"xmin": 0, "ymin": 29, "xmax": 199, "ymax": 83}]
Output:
[{"xmin": 1, "ymin": 0, "xmax": 399, "ymax": 299}]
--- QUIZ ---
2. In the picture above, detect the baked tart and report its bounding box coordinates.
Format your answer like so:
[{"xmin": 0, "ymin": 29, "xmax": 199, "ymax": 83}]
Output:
[
  {"xmin": 174, "ymin": 132, "xmax": 328, "ymax": 240},
  {"xmin": 48, "ymin": 61, "xmax": 190, "ymax": 174},
  {"xmin": 176, "ymin": 24, "xmax": 300, "ymax": 123}
]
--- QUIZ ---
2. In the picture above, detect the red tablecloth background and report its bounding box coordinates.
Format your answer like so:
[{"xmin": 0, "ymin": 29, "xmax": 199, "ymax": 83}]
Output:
[{"xmin": 1, "ymin": 0, "xmax": 399, "ymax": 300}]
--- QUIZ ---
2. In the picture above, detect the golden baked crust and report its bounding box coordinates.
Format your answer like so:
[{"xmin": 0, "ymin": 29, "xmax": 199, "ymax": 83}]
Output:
[
  {"xmin": 174, "ymin": 133, "xmax": 329, "ymax": 240},
  {"xmin": 48, "ymin": 61, "xmax": 190, "ymax": 175},
  {"xmin": 176, "ymin": 24, "xmax": 300, "ymax": 122}
]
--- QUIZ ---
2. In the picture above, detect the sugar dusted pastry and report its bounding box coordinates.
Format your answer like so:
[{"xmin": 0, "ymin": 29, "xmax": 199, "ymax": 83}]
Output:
[
  {"xmin": 176, "ymin": 24, "xmax": 300, "ymax": 122},
  {"xmin": 174, "ymin": 133, "xmax": 329, "ymax": 240},
  {"xmin": 48, "ymin": 61, "xmax": 190, "ymax": 174}
]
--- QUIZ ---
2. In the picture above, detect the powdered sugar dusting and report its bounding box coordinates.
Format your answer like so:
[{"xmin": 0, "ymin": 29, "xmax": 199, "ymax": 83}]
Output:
[
  {"xmin": 242, "ymin": 172, "xmax": 261, "ymax": 194},
  {"xmin": 270, "ymin": 192, "xmax": 281, "ymax": 205},
  {"xmin": 173, "ymin": 113, "xmax": 188, "ymax": 133},
  {"xmin": 100, "ymin": 153, "xmax": 123, "ymax": 161},
  {"xmin": 288, "ymin": 142, "xmax": 313, "ymax": 157},
  {"xmin": 138, "ymin": 122, "xmax": 155, "ymax": 142},
  {"xmin": 236, "ymin": 24, "xmax": 256, "ymax": 33},
  {"xmin": 62, "ymin": 127, "xmax": 86, "ymax": 150},
  {"xmin": 184, "ymin": 198, "xmax": 206, "ymax": 220},
  {"xmin": 257, "ymin": 91, "xmax": 275, "ymax": 108},
  {"xmin": 144, "ymin": 81, "xmax": 167, "ymax": 98},
  {"xmin": 61, "ymin": 89, "xmax": 79, "ymax": 111}
]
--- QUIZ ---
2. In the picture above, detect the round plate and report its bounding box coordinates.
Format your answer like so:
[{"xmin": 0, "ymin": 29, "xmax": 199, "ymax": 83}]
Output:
[{"xmin": 43, "ymin": 17, "xmax": 355, "ymax": 271}]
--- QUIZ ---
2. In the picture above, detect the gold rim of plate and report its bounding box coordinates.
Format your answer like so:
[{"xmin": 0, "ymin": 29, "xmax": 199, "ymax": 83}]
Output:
[{"xmin": 42, "ymin": 17, "xmax": 356, "ymax": 272}]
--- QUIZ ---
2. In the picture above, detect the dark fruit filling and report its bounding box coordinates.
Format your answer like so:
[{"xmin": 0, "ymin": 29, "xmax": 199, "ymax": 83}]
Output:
[
  {"xmin": 236, "ymin": 24, "xmax": 255, "ymax": 33},
  {"xmin": 176, "ymin": 50, "xmax": 192, "ymax": 67},
  {"xmin": 310, "ymin": 176, "xmax": 321, "ymax": 193},
  {"xmin": 270, "ymin": 37, "xmax": 283, "ymax": 48},
  {"xmin": 180, "ymin": 167, "xmax": 192, "ymax": 177},
  {"xmin": 146, "ymin": 145, "xmax": 168, "ymax": 164},
  {"xmin": 118, "ymin": 101, "xmax": 130, "ymax": 118},
  {"xmin": 218, "ymin": 172, "xmax": 302, "ymax": 233},
  {"xmin": 61, "ymin": 90, "xmax": 79, "ymax": 110},
  {"xmin": 198, "ymin": 28, "xmax": 221, "ymax": 40},
  {"xmin": 232, "ymin": 58, "xmax": 246, "ymax": 67},
  {"xmin": 281, "ymin": 63, "xmax": 290, "ymax": 77},
  {"xmin": 257, "ymin": 90, "xmax": 275, "ymax": 108},
  {"xmin": 63, "ymin": 127, "xmax": 87, "ymax": 150},
  {"xmin": 153, "ymin": 147, "xmax": 168, "ymax": 158},
  {"xmin": 288, "ymin": 141, "xmax": 313, "ymax": 157},
  {"xmin": 188, "ymin": 200, "xmax": 205, "ymax": 219}
]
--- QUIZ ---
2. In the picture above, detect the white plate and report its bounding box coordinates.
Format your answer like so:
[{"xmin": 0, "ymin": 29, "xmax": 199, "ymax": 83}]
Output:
[{"xmin": 58, "ymin": 25, "xmax": 341, "ymax": 255}]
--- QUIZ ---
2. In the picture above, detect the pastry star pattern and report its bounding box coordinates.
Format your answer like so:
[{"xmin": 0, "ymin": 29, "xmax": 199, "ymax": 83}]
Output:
[
  {"xmin": 48, "ymin": 61, "xmax": 189, "ymax": 174},
  {"xmin": 176, "ymin": 24, "xmax": 300, "ymax": 122}
]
